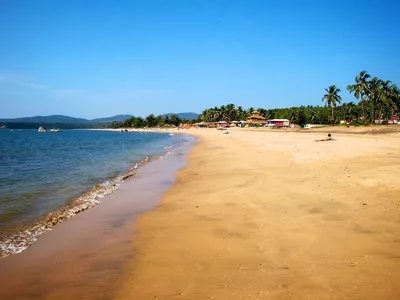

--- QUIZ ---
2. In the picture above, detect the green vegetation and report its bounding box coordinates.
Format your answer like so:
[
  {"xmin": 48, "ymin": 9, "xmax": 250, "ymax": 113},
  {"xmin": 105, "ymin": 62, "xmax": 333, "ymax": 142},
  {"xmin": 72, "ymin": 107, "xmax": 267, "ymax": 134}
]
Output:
[
  {"xmin": 108, "ymin": 71, "xmax": 399, "ymax": 128},
  {"xmin": 109, "ymin": 114, "xmax": 192, "ymax": 129},
  {"xmin": 2, "ymin": 71, "xmax": 398, "ymax": 130},
  {"xmin": 322, "ymin": 85, "xmax": 342, "ymax": 125},
  {"xmin": 196, "ymin": 71, "xmax": 399, "ymax": 126}
]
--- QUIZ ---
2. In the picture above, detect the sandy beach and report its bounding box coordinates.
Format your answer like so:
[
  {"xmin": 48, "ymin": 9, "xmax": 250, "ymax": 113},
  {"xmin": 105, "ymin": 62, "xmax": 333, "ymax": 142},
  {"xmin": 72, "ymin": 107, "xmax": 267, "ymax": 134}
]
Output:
[
  {"xmin": 2, "ymin": 127, "xmax": 400, "ymax": 300},
  {"xmin": 117, "ymin": 127, "xmax": 400, "ymax": 300}
]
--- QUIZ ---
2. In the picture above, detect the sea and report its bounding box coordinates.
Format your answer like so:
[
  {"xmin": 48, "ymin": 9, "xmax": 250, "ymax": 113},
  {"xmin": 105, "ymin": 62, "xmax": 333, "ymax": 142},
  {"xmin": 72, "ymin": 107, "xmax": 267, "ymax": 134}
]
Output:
[{"xmin": 0, "ymin": 129, "xmax": 193, "ymax": 258}]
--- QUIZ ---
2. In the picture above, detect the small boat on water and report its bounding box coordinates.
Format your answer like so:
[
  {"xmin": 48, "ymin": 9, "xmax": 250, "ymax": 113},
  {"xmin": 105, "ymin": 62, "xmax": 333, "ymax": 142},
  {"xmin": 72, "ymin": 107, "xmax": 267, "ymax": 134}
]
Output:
[
  {"xmin": 49, "ymin": 129, "xmax": 61, "ymax": 132},
  {"xmin": 38, "ymin": 126, "xmax": 47, "ymax": 132}
]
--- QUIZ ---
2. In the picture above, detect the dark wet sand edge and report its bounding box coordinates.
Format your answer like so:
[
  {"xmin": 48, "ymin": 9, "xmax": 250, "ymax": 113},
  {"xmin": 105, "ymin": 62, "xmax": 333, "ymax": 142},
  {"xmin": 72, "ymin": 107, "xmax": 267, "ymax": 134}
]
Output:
[{"xmin": 0, "ymin": 135, "xmax": 196, "ymax": 300}]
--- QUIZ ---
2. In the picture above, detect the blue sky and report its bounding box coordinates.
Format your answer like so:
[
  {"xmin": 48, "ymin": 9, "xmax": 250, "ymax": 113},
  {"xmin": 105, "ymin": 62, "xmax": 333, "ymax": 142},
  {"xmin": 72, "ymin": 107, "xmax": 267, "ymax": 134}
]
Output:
[{"xmin": 1, "ymin": 0, "xmax": 399, "ymax": 118}]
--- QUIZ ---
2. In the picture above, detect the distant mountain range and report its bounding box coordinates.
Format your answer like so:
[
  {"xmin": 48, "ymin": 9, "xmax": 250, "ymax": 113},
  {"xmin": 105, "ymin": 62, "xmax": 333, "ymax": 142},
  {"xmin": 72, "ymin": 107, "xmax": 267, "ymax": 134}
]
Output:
[
  {"xmin": 0, "ymin": 112, "xmax": 199, "ymax": 128},
  {"xmin": 0, "ymin": 112, "xmax": 199, "ymax": 124},
  {"xmin": 0, "ymin": 114, "xmax": 133, "ymax": 124}
]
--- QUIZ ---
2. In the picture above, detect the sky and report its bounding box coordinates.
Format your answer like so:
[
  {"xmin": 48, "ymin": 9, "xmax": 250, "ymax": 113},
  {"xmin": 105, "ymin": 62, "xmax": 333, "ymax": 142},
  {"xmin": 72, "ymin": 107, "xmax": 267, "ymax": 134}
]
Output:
[{"xmin": 1, "ymin": 0, "xmax": 399, "ymax": 119}]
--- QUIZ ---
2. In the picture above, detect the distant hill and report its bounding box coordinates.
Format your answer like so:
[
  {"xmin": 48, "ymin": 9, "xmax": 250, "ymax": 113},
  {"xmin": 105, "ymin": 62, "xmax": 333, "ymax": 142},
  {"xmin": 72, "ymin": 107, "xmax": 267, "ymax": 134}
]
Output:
[
  {"xmin": 0, "ymin": 115, "xmax": 88, "ymax": 123},
  {"xmin": 90, "ymin": 115, "xmax": 133, "ymax": 123},
  {"xmin": 0, "ymin": 113, "xmax": 199, "ymax": 129},
  {"xmin": 162, "ymin": 112, "xmax": 199, "ymax": 120},
  {"xmin": 0, "ymin": 114, "xmax": 134, "ymax": 124}
]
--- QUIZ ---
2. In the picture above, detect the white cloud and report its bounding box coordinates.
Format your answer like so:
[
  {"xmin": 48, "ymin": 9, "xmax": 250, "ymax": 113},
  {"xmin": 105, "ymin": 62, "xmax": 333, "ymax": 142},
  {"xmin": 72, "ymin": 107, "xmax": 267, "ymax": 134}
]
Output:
[{"xmin": 0, "ymin": 75, "xmax": 48, "ymax": 89}]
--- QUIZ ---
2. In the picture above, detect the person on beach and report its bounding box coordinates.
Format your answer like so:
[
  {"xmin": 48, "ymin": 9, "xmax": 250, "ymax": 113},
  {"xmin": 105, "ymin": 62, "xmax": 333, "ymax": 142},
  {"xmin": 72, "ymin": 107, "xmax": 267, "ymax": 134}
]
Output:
[{"xmin": 315, "ymin": 133, "xmax": 334, "ymax": 142}]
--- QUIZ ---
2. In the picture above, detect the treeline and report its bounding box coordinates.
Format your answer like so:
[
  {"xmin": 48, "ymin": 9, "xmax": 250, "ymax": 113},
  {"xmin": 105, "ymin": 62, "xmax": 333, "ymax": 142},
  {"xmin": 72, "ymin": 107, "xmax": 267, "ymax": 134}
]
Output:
[
  {"xmin": 199, "ymin": 104, "xmax": 332, "ymax": 125},
  {"xmin": 109, "ymin": 114, "xmax": 193, "ymax": 128},
  {"xmin": 199, "ymin": 70, "xmax": 399, "ymax": 125}
]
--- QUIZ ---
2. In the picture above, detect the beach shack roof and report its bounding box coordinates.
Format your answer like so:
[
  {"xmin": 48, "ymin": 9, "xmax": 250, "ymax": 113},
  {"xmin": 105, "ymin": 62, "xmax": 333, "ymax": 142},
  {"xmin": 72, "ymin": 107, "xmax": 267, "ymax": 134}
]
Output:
[
  {"xmin": 246, "ymin": 110, "xmax": 267, "ymax": 124},
  {"xmin": 194, "ymin": 122, "xmax": 209, "ymax": 127}
]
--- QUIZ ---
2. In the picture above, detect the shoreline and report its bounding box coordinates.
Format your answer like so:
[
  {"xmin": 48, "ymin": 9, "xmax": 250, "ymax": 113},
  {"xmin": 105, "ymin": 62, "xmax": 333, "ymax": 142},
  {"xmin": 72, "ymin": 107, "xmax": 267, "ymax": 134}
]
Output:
[
  {"xmin": 0, "ymin": 130, "xmax": 186, "ymax": 258},
  {"xmin": 0, "ymin": 154, "xmax": 151, "ymax": 258},
  {"xmin": 117, "ymin": 127, "xmax": 400, "ymax": 299},
  {"xmin": 0, "ymin": 132, "xmax": 195, "ymax": 299}
]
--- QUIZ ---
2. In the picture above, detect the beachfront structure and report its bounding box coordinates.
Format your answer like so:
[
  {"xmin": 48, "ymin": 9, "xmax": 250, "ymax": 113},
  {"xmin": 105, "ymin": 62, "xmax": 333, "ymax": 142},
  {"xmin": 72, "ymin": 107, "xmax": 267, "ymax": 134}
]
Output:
[
  {"xmin": 305, "ymin": 124, "xmax": 325, "ymax": 129},
  {"xmin": 267, "ymin": 119, "xmax": 290, "ymax": 127},
  {"xmin": 194, "ymin": 122, "xmax": 209, "ymax": 128},
  {"xmin": 374, "ymin": 116, "xmax": 399, "ymax": 124},
  {"xmin": 215, "ymin": 121, "xmax": 229, "ymax": 128},
  {"xmin": 246, "ymin": 110, "xmax": 267, "ymax": 126}
]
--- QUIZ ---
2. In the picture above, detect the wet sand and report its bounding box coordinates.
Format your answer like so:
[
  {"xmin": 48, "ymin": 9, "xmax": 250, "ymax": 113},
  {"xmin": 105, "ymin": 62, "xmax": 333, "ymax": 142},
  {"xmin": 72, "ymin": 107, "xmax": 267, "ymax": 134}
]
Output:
[
  {"xmin": 118, "ymin": 127, "xmax": 400, "ymax": 300},
  {"xmin": 0, "ymin": 142, "xmax": 191, "ymax": 300}
]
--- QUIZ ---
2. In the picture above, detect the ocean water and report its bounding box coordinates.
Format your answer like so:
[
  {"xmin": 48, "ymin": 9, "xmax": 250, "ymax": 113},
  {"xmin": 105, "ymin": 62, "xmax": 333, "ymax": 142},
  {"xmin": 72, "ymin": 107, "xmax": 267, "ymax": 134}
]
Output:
[{"xmin": 0, "ymin": 129, "xmax": 191, "ymax": 257}]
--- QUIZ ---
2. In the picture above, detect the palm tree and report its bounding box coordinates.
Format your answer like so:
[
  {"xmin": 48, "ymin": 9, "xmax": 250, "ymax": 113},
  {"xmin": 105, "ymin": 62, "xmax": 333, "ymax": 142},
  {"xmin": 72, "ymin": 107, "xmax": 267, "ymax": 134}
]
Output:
[
  {"xmin": 145, "ymin": 114, "xmax": 156, "ymax": 127},
  {"xmin": 170, "ymin": 114, "xmax": 182, "ymax": 126},
  {"xmin": 322, "ymin": 85, "xmax": 342, "ymax": 125},
  {"xmin": 390, "ymin": 85, "xmax": 400, "ymax": 121},
  {"xmin": 377, "ymin": 80, "xmax": 393, "ymax": 122},
  {"xmin": 366, "ymin": 77, "xmax": 383, "ymax": 123},
  {"xmin": 225, "ymin": 103, "xmax": 236, "ymax": 122},
  {"xmin": 340, "ymin": 102, "xmax": 356, "ymax": 121},
  {"xmin": 347, "ymin": 102, "xmax": 358, "ymax": 121},
  {"xmin": 378, "ymin": 80, "xmax": 399, "ymax": 123},
  {"xmin": 200, "ymin": 109, "xmax": 215, "ymax": 122},
  {"xmin": 347, "ymin": 71, "xmax": 370, "ymax": 122},
  {"xmin": 155, "ymin": 115, "xmax": 164, "ymax": 126}
]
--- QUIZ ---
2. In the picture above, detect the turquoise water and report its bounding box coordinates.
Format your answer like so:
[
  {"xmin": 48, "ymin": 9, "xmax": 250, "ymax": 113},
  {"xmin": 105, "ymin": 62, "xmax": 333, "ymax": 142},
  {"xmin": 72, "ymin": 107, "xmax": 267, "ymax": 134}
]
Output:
[{"xmin": 0, "ymin": 129, "xmax": 189, "ymax": 256}]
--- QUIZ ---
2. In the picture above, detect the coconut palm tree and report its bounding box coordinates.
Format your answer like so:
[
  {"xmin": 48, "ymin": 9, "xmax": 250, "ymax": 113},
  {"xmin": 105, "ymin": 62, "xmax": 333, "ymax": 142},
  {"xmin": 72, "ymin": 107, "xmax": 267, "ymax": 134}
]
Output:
[
  {"xmin": 322, "ymin": 85, "xmax": 342, "ymax": 125},
  {"xmin": 366, "ymin": 77, "xmax": 383, "ymax": 123},
  {"xmin": 377, "ymin": 80, "xmax": 393, "ymax": 121},
  {"xmin": 347, "ymin": 71, "xmax": 370, "ymax": 122},
  {"xmin": 378, "ymin": 81, "xmax": 400, "ymax": 123},
  {"xmin": 145, "ymin": 114, "xmax": 156, "ymax": 127},
  {"xmin": 224, "ymin": 103, "xmax": 237, "ymax": 122},
  {"xmin": 390, "ymin": 85, "xmax": 400, "ymax": 117}
]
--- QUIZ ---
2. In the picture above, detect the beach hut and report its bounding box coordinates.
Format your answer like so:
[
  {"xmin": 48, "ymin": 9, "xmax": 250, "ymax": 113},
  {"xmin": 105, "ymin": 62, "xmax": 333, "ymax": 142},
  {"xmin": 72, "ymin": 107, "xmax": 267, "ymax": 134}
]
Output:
[
  {"xmin": 246, "ymin": 111, "xmax": 267, "ymax": 126},
  {"xmin": 194, "ymin": 122, "xmax": 209, "ymax": 128},
  {"xmin": 267, "ymin": 119, "xmax": 290, "ymax": 127},
  {"xmin": 216, "ymin": 121, "xmax": 229, "ymax": 128}
]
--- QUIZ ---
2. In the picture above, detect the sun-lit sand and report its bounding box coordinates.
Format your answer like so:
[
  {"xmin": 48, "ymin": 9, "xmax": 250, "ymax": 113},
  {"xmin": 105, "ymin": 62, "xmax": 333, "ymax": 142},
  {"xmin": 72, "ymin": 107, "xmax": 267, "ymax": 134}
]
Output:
[{"xmin": 117, "ymin": 126, "xmax": 400, "ymax": 300}]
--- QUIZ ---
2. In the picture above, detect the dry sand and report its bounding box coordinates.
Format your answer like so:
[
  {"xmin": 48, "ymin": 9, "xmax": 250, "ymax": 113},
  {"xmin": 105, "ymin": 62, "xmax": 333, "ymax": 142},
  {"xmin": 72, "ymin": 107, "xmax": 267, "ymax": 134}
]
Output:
[{"xmin": 117, "ymin": 127, "xmax": 400, "ymax": 300}]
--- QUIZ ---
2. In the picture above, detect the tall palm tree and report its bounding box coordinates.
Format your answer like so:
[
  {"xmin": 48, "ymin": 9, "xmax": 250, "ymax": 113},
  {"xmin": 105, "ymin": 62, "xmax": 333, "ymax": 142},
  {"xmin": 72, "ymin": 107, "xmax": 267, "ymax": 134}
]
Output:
[
  {"xmin": 322, "ymin": 85, "xmax": 342, "ymax": 125},
  {"xmin": 346, "ymin": 101, "xmax": 357, "ymax": 120},
  {"xmin": 236, "ymin": 106, "xmax": 246, "ymax": 120},
  {"xmin": 347, "ymin": 71, "xmax": 370, "ymax": 122},
  {"xmin": 367, "ymin": 77, "xmax": 383, "ymax": 123},
  {"xmin": 378, "ymin": 80, "xmax": 393, "ymax": 121},
  {"xmin": 224, "ymin": 103, "xmax": 236, "ymax": 122},
  {"xmin": 390, "ymin": 85, "xmax": 400, "ymax": 120},
  {"xmin": 377, "ymin": 80, "xmax": 400, "ymax": 123}
]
